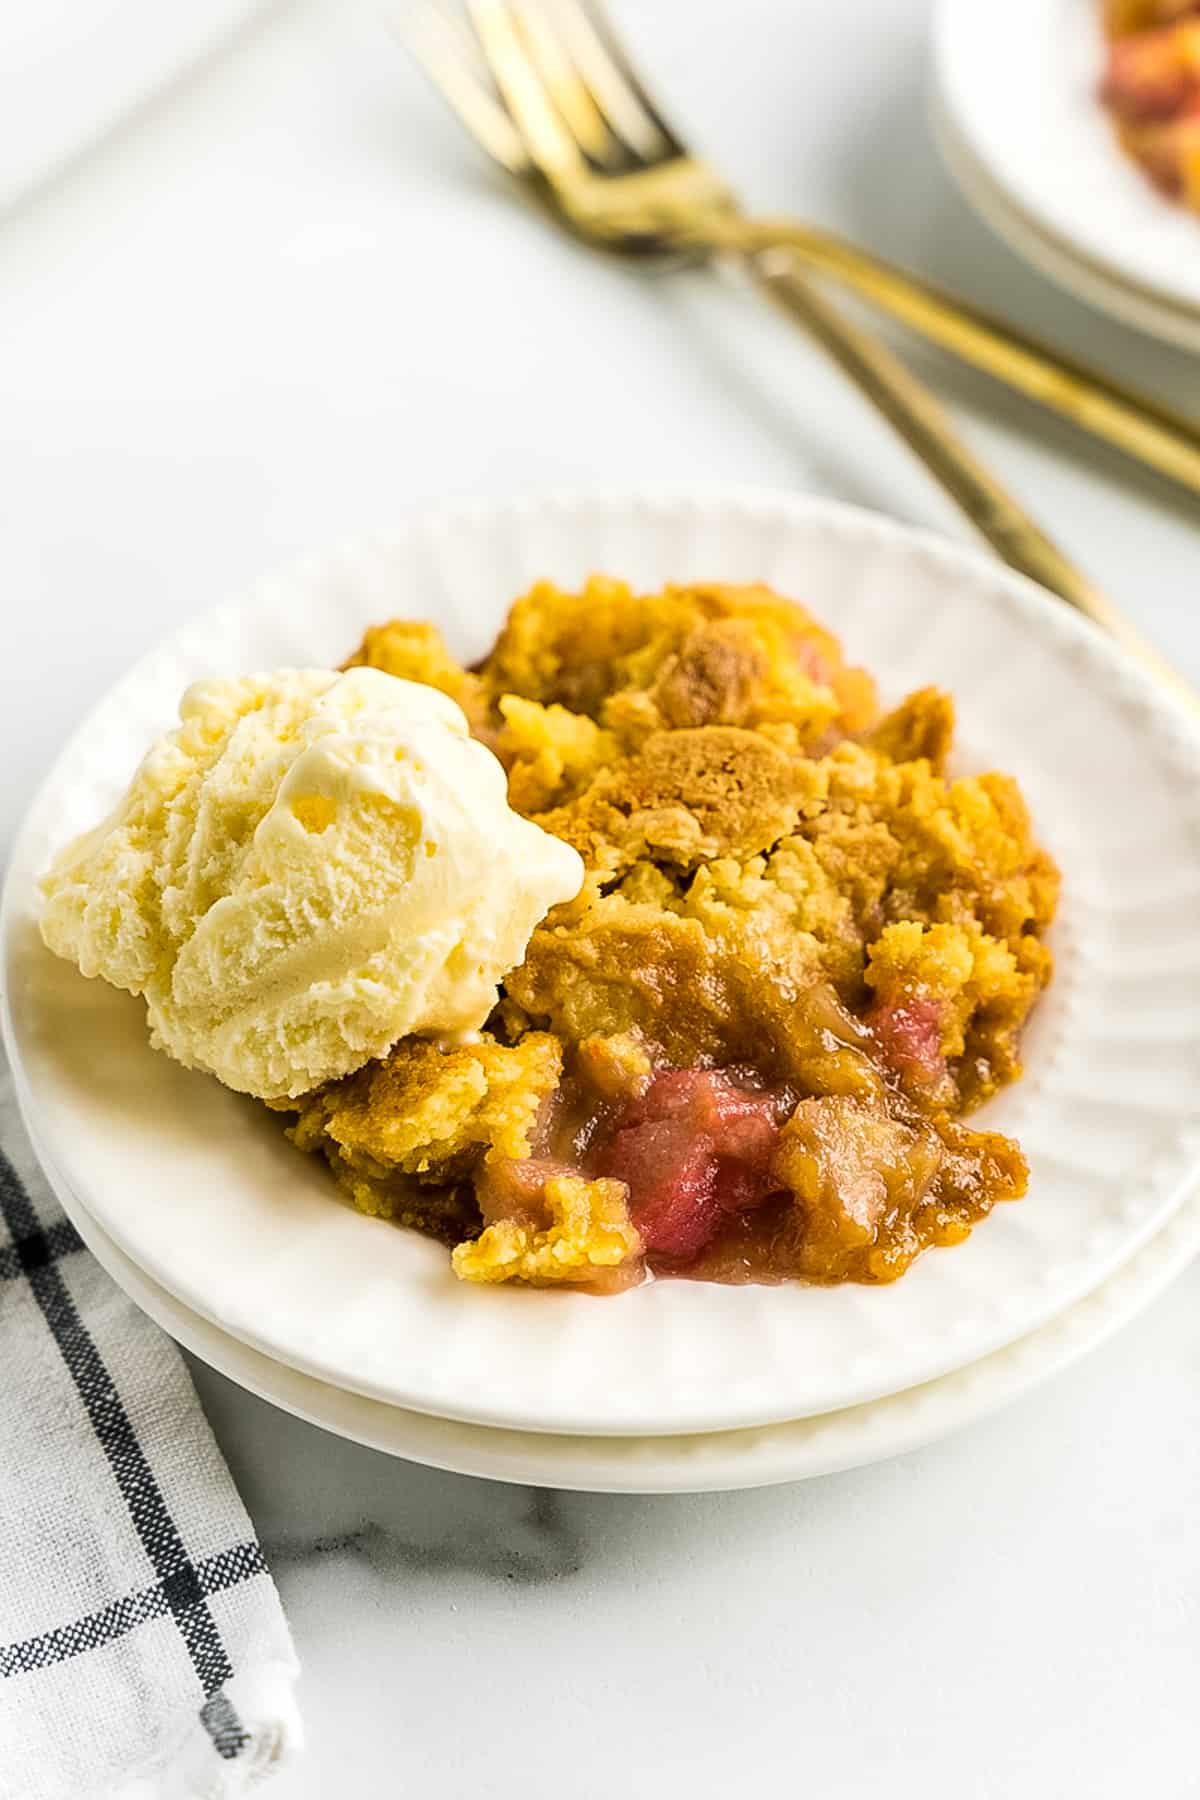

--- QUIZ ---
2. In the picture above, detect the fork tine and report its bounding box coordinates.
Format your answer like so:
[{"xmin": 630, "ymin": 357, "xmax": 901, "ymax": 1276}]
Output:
[
  {"xmin": 388, "ymin": 0, "xmax": 530, "ymax": 176},
  {"xmin": 547, "ymin": 0, "xmax": 680, "ymax": 158},
  {"xmin": 466, "ymin": 0, "xmax": 586, "ymax": 180},
  {"xmin": 509, "ymin": 1, "xmax": 624, "ymax": 167}
]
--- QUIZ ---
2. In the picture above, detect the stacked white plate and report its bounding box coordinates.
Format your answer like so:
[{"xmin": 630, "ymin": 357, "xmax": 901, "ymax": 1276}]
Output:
[
  {"xmin": 6, "ymin": 492, "xmax": 1200, "ymax": 1490},
  {"xmin": 934, "ymin": 0, "xmax": 1200, "ymax": 351}
]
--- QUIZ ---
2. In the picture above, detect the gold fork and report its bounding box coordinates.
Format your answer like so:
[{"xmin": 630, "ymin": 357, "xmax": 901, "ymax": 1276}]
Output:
[
  {"xmin": 397, "ymin": 0, "xmax": 1196, "ymax": 704},
  {"xmin": 408, "ymin": 0, "xmax": 1200, "ymax": 496}
]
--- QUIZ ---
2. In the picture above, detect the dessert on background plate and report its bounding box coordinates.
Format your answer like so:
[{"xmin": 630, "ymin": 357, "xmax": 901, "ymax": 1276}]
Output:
[
  {"xmin": 1101, "ymin": 0, "xmax": 1200, "ymax": 208},
  {"xmin": 41, "ymin": 578, "xmax": 1059, "ymax": 1297}
]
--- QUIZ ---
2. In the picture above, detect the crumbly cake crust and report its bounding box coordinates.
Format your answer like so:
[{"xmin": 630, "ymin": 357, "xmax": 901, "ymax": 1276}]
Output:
[{"xmin": 286, "ymin": 577, "xmax": 1058, "ymax": 1289}]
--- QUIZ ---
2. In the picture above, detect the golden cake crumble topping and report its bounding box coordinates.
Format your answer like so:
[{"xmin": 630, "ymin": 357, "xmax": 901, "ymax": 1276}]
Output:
[{"xmin": 285, "ymin": 577, "xmax": 1059, "ymax": 1291}]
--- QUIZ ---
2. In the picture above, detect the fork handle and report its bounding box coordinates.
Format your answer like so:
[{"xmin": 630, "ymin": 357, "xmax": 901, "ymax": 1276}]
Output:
[
  {"xmin": 699, "ymin": 216, "xmax": 1200, "ymax": 503},
  {"xmin": 750, "ymin": 253, "xmax": 1197, "ymax": 710}
]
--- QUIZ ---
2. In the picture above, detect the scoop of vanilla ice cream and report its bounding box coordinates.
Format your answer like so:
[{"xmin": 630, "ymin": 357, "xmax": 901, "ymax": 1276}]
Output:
[{"xmin": 40, "ymin": 666, "xmax": 583, "ymax": 1100}]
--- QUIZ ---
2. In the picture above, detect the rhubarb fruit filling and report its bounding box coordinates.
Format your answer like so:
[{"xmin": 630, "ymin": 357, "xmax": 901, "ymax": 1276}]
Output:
[{"xmin": 284, "ymin": 577, "xmax": 1058, "ymax": 1291}]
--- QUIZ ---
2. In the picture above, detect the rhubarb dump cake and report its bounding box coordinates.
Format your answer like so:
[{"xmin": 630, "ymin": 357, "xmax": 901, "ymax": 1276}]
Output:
[
  {"xmin": 1101, "ymin": 1, "xmax": 1200, "ymax": 210},
  {"xmin": 285, "ymin": 578, "xmax": 1059, "ymax": 1291}
]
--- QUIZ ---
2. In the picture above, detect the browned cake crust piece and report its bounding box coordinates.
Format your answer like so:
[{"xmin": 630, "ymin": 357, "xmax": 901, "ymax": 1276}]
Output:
[{"xmin": 286, "ymin": 577, "xmax": 1059, "ymax": 1290}]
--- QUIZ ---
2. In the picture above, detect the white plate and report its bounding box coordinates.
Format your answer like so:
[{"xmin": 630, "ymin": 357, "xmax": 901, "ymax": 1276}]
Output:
[
  {"xmin": 20, "ymin": 1078, "xmax": 1200, "ymax": 1495},
  {"xmin": 935, "ymin": 99, "xmax": 1200, "ymax": 354},
  {"xmin": 934, "ymin": 0, "xmax": 1200, "ymax": 337},
  {"xmin": 5, "ymin": 491, "xmax": 1200, "ymax": 1438}
]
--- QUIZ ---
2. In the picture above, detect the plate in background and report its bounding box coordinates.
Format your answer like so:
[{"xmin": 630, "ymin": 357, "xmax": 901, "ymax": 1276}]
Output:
[
  {"xmin": 935, "ymin": 99, "xmax": 1200, "ymax": 354},
  {"xmin": 935, "ymin": 0, "xmax": 1200, "ymax": 343},
  {"xmin": 5, "ymin": 490, "xmax": 1200, "ymax": 1437}
]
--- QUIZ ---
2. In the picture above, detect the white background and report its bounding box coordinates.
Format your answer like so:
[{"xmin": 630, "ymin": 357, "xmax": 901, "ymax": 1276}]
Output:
[{"xmin": 2, "ymin": 1, "xmax": 1197, "ymax": 1794}]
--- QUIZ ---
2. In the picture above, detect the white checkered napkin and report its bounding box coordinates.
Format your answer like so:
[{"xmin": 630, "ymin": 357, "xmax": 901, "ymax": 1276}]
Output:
[{"xmin": 0, "ymin": 1058, "xmax": 301, "ymax": 1800}]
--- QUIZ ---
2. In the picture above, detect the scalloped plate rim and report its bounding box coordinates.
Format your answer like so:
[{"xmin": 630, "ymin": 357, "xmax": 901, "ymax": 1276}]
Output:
[{"xmin": 5, "ymin": 487, "xmax": 1200, "ymax": 1437}]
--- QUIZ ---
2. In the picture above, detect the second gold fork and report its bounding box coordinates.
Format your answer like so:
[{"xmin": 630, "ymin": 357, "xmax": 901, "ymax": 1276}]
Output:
[{"xmin": 399, "ymin": 0, "xmax": 1197, "ymax": 706}]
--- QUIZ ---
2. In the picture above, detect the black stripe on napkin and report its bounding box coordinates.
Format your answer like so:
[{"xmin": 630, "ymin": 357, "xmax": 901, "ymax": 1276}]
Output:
[
  {"xmin": 0, "ymin": 1216, "xmax": 82, "ymax": 1282},
  {"xmin": 0, "ymin": 1148, "xmax": 260, "ymax": 1755},
  {"xmin": 200, "ymin": 1690, "xmax": 252, "ymax": 1760},
  {"xmin": 0, "ymin": 1544, "xmax": 268, "ymax": 1679}
]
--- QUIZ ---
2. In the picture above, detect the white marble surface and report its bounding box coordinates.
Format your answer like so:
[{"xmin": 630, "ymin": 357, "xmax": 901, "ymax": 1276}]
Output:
[{"xmin": 1, "ymin": 0, "xmax": 1197, "ymax": 1792}]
